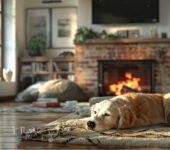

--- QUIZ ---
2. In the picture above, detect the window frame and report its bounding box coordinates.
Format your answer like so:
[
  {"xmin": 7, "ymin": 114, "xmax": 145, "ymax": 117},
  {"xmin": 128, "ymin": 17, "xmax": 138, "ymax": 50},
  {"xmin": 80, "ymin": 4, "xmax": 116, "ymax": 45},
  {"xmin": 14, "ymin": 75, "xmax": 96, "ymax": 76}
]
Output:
[{"xmin": 0, "ymin": 0, "xmax": 3, "ymax": 81}]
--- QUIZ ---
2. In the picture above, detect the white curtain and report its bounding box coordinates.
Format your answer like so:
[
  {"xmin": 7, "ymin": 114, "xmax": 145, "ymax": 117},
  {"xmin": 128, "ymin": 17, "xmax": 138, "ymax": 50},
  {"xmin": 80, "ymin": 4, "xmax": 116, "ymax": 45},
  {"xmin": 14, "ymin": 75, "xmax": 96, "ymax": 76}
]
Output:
[{"xmin": 3, "ymin": 0, "xmax": 16, "ymax": 82}]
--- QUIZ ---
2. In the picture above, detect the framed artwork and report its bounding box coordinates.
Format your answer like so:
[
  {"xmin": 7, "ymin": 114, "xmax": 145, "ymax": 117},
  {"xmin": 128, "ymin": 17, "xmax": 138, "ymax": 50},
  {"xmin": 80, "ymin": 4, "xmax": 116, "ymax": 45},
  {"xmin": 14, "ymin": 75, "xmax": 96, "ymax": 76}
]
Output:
[
  {"xmin": 42, "ymin": 0, "xmax": 62, "ymax": 3},
  {"xmin": 51, "ymin": 8, "xmax": 77, "ymax": 48},
  {"xmin": 128, "ymin": 29, "xmax": 140, "ymax": 38},
  {"xmin": 117, "ymin": 30, "xmax": 128, "ymax": 38},
  {"xmin": 26, "ymin": 8, "xmax": 50, "ymax": 48}
]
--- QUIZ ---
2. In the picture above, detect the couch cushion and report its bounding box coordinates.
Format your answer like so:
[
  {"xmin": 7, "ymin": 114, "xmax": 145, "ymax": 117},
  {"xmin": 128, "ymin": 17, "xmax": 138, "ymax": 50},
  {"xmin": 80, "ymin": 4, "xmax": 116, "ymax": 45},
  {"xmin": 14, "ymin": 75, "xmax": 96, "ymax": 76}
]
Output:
[{"xmin": 38, "ymin": 79, "xmax": 87, "ymax": 102}]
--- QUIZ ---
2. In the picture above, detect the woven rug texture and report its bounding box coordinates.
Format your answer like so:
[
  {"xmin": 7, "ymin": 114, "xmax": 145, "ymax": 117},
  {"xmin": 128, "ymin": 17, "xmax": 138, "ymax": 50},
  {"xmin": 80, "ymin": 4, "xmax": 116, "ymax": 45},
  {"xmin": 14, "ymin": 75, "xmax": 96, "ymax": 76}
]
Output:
[{"xmin": 21, "ymin": 113, "xmax": 170, "ymax": 148}]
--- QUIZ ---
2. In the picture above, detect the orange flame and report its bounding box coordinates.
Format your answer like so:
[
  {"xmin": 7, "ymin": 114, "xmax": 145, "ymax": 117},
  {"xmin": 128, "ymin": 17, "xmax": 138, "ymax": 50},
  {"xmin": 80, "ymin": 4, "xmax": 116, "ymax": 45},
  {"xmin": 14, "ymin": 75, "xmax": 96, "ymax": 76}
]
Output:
[{"xmin": 109, "ymin": 72, "xmax": 141, "ymax": 95}]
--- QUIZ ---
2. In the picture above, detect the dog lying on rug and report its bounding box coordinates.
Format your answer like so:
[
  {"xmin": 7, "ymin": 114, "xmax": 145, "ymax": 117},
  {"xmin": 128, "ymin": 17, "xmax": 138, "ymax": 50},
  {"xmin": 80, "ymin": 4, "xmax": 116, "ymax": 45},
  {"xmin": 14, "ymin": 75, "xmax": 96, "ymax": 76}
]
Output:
[
  {"xmin": 21, "ymin": 93, "xmax": 170, "ymax": 147},
  {"xmin": 87, "ymin": 93, "xmax": 170, "ymax": 131},
  {"xmin": 68, "ymin": 93, "xmax": 170, "ymax": 131}
]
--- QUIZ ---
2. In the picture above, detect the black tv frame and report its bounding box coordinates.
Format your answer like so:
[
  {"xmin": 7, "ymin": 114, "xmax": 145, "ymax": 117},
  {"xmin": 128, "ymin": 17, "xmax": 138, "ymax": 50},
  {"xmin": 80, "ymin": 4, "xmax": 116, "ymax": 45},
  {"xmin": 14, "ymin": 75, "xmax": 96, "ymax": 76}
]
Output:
[{"xmin": 92, "ymin": 0, "xmax": 159, "ymax": 24}]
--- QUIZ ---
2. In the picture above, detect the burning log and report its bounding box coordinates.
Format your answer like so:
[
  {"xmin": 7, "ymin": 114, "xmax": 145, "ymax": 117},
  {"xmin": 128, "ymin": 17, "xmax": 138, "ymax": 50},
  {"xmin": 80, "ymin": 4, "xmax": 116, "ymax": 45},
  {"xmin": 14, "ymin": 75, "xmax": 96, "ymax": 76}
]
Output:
[
  {"xmin": 121, "ymin": 85, "xmax": 140, "ymax": 94},
  {"xmin": 109, "ymin": 72, "xmax": 142, "ymax": 95}
]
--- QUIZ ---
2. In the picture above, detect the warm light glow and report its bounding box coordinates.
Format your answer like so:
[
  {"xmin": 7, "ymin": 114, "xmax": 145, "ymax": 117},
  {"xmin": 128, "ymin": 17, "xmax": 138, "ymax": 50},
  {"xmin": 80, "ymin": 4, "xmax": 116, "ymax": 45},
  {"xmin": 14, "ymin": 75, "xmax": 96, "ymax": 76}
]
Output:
[{"xmin": 109, "ymin": 72, "xmax": 141, "ymax": 95}]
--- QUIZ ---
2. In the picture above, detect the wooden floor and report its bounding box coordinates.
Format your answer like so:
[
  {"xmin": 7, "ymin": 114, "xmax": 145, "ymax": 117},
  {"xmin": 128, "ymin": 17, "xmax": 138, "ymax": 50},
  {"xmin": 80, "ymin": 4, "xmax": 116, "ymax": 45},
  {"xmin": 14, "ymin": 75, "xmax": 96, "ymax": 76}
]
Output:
[{"xmin": 0, "ymin": 102, "xmax": 169, "ymax": 150}]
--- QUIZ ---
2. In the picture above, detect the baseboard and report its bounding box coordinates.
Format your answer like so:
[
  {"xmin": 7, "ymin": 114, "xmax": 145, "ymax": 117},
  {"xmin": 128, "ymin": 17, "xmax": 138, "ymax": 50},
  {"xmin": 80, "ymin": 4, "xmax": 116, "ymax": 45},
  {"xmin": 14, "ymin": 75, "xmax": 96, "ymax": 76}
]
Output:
[
  {"xmin": 0, "ymin": 82, "xmax": 17, "ymax": 96},
  {"xmin": 0, "ymin": 96, "xmax": 16, "ymax": 101}
]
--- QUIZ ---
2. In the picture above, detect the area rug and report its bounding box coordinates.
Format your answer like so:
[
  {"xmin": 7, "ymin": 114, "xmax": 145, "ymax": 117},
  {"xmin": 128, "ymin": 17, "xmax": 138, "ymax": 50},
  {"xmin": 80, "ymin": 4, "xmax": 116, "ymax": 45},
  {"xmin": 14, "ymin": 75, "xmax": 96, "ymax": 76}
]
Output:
[
  {"xmin": 0, "ymin": 103, "xmax": 90, "ymax": 113},
  {"xmin": 21, "ymin": 113, "xmax": 170, "ymax": 148},
  {"xmin": 0, "ymin": 104, "xmax": 76, "ymax": 113}
]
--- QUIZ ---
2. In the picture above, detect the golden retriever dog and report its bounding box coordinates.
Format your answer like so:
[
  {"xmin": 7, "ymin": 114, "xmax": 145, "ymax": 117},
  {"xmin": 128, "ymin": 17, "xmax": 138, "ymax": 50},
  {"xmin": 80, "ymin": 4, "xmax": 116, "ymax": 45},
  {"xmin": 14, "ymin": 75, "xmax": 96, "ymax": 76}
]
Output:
[{"xmin": 86, "ymin": 93, "xmax": 170, "ymax": 131}]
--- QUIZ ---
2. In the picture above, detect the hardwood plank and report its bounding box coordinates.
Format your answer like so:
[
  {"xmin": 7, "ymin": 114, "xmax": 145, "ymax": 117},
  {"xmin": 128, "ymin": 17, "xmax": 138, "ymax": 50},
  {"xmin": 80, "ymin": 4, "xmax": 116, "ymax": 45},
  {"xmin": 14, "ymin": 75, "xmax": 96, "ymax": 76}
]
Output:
[{"xmin": 0, "ymin": 137, "xmax": 20, "ymax": 142}]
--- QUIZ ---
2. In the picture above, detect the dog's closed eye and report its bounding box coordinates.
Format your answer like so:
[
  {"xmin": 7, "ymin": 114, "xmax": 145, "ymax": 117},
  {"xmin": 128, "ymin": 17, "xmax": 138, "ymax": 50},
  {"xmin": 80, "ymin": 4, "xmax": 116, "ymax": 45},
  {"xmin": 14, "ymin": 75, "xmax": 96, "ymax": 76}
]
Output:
[{"xmin": 104, "ymin": 113, "xmax": 110, "ymax": 117}]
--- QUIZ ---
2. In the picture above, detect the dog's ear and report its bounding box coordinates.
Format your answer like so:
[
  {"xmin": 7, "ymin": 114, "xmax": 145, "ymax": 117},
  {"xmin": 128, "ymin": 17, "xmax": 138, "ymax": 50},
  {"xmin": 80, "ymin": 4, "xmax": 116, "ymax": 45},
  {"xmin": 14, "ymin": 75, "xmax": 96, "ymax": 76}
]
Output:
[
  {"xmin": 117, "ymin": 105, "xmax": 135, "ymax": 129},
  {"xmin": 90, "ymin": 104, "xmax": 96, "ymax": 115}
]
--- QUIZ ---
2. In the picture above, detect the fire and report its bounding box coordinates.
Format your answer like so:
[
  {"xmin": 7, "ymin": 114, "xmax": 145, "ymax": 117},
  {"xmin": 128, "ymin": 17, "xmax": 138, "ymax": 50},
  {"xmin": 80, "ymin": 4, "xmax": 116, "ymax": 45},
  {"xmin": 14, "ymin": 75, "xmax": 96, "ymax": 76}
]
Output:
[{"xmin": 109, "ymin": 72, "xmax": 142, "ymax": 95}]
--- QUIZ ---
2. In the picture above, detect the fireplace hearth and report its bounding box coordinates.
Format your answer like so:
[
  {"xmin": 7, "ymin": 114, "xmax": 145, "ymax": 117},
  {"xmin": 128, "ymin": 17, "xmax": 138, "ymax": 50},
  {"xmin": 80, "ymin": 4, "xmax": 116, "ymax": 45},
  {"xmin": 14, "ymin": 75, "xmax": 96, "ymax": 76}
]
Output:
[{"xmin": 98, "ymin": 60, "xmax": 155, "ymax": 96}]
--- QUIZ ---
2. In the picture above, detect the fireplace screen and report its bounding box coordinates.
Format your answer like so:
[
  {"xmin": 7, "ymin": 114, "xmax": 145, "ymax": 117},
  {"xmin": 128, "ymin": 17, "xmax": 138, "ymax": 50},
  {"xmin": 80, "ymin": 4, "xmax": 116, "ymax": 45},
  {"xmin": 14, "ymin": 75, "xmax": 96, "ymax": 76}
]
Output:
[{"xmin": 98, "ymin": 60, "xmax": 155, "ymax": 96}]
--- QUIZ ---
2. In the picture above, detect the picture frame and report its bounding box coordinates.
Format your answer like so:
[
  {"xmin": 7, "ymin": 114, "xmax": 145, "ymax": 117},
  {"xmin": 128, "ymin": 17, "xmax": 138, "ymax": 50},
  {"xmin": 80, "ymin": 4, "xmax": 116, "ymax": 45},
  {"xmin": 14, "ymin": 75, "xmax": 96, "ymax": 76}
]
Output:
[
  {"xmin": 42, "ymin": 0, "xmax": 62, "ymax": 3},
  {"xmin": 128, "ymin": 29, "xmax": 140, "ymax": 38},
  {"xmin": 26, "ymin": 8, "xmax": 50, "ymax": 48},
  {"xmin": 51, "ymin": 8, "xmax": 77, "ymax": 48},
  {"xmin": 117, "ymin": 30, "xmax": 128, "ymax": 38}
]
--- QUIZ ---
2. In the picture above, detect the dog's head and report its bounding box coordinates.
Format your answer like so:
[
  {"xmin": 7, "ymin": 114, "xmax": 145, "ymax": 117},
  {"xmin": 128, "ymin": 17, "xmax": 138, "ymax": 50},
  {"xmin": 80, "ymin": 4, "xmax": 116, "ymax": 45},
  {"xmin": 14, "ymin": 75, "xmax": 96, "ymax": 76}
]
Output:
[
  {"xmin": 87, "ymin": 100, "xmax": 119, "ymax": 131},
  {"xmin": 87, "ymin": 96, "xmax": 135, "ymax": 131}
]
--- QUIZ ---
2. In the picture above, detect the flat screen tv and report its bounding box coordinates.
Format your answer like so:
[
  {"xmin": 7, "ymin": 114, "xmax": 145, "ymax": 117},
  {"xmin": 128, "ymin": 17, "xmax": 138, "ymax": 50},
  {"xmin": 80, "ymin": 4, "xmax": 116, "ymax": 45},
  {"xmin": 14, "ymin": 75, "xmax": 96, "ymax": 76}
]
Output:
[{"xmin": 92, "ymin": 0, "xmax": 159, "ymax": 24}]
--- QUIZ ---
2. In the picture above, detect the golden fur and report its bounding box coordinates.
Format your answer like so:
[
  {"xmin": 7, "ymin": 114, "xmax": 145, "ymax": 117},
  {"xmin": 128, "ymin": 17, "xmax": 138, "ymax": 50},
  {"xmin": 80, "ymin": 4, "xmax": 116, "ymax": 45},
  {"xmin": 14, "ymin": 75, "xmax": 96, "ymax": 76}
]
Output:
[{"xmin": 87, "ymin": 93, "xmax": 170, "ymax": 131}]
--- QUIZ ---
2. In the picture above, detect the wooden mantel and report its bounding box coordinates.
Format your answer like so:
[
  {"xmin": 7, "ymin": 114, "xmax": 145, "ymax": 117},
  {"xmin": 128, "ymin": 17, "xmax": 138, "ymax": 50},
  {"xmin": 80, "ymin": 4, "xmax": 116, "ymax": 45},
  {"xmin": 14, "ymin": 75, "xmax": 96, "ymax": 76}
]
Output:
[{"xmin": 75, "ymin": 38, "xmax": 170, "ymax": 45}]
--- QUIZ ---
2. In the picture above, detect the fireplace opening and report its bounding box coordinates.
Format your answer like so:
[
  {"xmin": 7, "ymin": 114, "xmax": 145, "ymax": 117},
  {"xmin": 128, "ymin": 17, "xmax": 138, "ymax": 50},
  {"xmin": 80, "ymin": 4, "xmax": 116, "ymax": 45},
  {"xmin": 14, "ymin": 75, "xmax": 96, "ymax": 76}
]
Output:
[{"xmin": 98, "ymin": 60, "xmax": 155, "ymax": 96}]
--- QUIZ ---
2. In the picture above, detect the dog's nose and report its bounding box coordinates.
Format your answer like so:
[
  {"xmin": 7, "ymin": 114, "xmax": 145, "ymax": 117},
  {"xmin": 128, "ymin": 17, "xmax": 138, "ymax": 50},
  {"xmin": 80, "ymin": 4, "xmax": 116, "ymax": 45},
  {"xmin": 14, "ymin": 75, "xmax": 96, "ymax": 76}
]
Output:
[{"xmin": 87, "ymin": 121, "xmax": 96, "ymax": 129}]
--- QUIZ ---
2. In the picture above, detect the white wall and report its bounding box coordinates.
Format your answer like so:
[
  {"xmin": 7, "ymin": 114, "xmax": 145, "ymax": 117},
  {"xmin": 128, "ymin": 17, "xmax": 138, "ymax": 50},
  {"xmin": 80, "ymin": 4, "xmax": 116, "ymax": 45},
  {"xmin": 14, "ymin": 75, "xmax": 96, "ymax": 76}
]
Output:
[
  {"xmin": 0, "ymin": 82, "xmax": 16, "ymax": 96},
  {"xmin": 24, "ymin": 0, "xmax": 78, "ymax": 8},
  {"xmin": 16, "ymin": 0, "xmax": 25, "ymax": 58},
  {"xmin": 78, "ymin": 0, "xmax": 170, "ymax": 38}
]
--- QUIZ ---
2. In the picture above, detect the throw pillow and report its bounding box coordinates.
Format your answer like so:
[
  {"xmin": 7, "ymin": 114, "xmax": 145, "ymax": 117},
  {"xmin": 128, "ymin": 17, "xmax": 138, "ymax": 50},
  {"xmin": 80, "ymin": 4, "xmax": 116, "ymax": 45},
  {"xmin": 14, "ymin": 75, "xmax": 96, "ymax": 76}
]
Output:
[{"xmin": 38, "ymin": 79, "xmax": 87, "ymax": 102}]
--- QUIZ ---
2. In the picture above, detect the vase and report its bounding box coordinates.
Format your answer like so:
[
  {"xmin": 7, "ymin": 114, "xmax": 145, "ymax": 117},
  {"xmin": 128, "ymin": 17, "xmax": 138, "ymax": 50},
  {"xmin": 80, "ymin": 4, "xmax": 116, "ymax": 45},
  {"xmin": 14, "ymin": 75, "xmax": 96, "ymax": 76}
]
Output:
[
  {"xmin": 3, "ymin": 68, "xmax": 13, "ymax": 82},
  {"xmin": 28, "ymin": 49, "xmax": 42, "ymax": 57}
]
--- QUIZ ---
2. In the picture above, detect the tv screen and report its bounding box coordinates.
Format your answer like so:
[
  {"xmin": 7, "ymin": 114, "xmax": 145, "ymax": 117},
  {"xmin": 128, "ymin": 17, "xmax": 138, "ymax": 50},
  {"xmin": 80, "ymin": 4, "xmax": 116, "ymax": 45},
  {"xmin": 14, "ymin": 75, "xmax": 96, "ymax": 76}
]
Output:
[{"xmin": 92, "ymin": 0, "xmax": 159, "ymax": 24}]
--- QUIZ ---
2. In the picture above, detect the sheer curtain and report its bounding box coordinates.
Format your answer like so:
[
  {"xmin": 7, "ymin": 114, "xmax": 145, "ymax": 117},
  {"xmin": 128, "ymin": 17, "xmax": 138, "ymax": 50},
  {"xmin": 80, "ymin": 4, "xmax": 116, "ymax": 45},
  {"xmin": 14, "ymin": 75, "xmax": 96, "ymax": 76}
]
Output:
[
  {"xmin": 0, "ymin": 0, "xmax": 16, "ymax": 97},
  {"xmin": 3, "ymin": 0, "xmax": 16, "ymax": 82},
  {"xmin": 0, "ymin": 0, "xmax": 3, "ymax": 81}
]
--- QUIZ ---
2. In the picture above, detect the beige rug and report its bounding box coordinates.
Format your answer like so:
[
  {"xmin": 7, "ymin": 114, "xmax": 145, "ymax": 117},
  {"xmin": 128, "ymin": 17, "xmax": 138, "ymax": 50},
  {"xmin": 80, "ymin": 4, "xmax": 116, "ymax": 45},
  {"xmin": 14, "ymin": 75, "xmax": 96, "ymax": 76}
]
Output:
[{"xmin": 21, "ymin": 113, "xmax": 170, "ymax": 148}]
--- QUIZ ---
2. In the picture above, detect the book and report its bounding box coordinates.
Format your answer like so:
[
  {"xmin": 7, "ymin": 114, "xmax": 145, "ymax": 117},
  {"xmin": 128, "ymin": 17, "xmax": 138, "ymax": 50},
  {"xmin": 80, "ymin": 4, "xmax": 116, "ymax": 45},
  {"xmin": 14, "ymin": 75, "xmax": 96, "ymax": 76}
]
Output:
[
  {"xmin": 32, "ymin": 101, "xmax": 60, "ymax": 108},
  {"xmin": 36, "ymin": 97, "xmax": 58, "ymax": 102},
  {"xmin": 53, "ymin": 62, "xmax": 60, "ymax": 72}
]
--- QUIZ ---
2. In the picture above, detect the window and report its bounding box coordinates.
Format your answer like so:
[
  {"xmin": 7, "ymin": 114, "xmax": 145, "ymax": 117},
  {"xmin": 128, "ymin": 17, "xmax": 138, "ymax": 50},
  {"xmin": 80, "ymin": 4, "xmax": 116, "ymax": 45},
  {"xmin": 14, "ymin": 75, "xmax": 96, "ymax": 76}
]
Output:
[{"xmin": 0, "ymin": 0, "xmax": 3, "ymax": 81}]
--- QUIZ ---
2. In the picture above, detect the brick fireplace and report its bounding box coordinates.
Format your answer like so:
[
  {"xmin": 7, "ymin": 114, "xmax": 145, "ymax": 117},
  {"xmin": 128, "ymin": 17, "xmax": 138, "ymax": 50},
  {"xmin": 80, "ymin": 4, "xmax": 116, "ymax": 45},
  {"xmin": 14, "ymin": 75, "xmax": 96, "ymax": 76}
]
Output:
[{"xmin": 75, "ymin": 39, "xmax": 170, "ymax": 97}]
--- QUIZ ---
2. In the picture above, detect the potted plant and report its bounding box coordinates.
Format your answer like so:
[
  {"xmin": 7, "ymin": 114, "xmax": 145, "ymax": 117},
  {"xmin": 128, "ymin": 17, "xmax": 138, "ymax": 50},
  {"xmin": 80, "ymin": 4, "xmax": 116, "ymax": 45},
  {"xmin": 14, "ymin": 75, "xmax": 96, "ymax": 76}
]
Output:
[
  {"xmin": 27, "ymin": 34, "xmax": 46, "ymax": 56},
  {"xmin": 74, "ymin": 27, "xmax": 119, "ymax": 44},
  {"xmin": 74, "ymin": 27, "xmax": 98, "ymax": 43}
]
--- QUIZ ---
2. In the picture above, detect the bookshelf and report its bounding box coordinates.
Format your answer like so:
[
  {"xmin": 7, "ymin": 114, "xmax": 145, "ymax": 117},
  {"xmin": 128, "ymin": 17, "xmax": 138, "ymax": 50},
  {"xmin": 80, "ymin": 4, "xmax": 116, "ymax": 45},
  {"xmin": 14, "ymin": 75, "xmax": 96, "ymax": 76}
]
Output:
[{"xmin": 18, "ymin": 56, "xmax": 75, "ymax": 91}]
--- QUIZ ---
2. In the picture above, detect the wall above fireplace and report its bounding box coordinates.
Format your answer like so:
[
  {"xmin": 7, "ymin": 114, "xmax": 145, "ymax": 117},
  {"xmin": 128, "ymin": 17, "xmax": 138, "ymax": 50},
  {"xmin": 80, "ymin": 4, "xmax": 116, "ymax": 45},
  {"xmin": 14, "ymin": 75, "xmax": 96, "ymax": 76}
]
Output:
[{"xmin": 75, "ymin": 38, "xmax": 170, "ymax": 97}]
